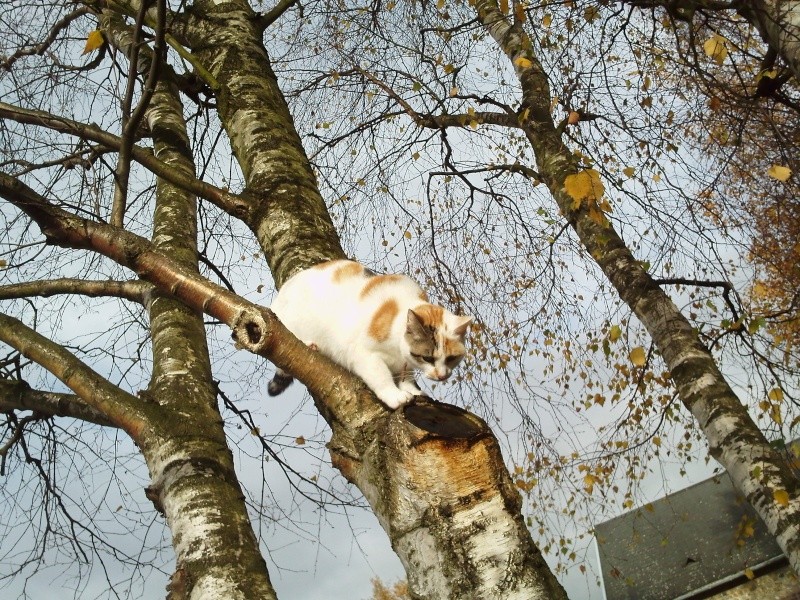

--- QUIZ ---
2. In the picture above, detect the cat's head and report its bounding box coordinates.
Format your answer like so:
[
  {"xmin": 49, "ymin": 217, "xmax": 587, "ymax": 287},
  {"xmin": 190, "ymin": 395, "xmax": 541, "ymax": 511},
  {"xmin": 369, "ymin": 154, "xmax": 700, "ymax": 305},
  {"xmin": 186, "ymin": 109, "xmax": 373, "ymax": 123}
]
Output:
[{"xmin": 404, "ymin": 304, "xmax": 472, "ymax": 382}]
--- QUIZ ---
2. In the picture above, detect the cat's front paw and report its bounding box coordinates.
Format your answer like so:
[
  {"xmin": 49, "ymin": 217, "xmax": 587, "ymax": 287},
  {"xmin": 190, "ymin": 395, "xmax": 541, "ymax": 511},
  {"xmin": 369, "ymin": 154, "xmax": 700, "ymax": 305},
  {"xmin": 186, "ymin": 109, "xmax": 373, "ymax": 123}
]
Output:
[
  {"xmin": 377, "ymin": 387, "xmax": 415, "ymax": 410},
  {"xmin": 398, "ymin": 379, "xmax": 422, "ymax": 395}
]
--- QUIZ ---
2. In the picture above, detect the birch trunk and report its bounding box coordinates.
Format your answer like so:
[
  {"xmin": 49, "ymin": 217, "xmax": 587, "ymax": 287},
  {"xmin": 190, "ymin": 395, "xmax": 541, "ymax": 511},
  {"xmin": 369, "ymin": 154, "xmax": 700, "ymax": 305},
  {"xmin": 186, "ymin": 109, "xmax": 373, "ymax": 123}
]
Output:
[
  {"xmin": 474, "ymin": 0, "xmax": 800, "ymax": 575},
  {"xmin": 140, "ymin": 78, "xmax": 277, "ymax": 598}
]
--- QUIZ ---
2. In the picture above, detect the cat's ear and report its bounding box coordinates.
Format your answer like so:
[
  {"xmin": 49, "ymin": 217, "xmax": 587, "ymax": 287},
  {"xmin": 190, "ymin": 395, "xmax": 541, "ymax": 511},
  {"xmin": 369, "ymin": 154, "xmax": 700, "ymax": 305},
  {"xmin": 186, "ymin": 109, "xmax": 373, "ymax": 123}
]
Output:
[
  {"xmin": 452, "ymin": 315, "xmax": 473, "ymax": 337},
  {"xmin": 406, "ymin": 309, "xmax": 427, "ymax": 339}
]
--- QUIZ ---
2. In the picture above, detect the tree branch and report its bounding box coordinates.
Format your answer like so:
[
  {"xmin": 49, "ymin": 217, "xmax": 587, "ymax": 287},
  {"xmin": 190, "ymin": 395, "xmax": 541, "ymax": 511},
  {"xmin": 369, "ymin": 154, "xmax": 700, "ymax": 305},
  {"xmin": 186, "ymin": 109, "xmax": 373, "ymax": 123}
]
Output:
[
  {"xmin": 0, "ymin": 278, "xmax": 151, "ymax": 302},
  {"xmin": 111, "ymin": 0, "xmax": 167, "ymax": 228},
  {"xmin": 0, "ymin": 172, "xmax": 360, "ymax": 420},
  {"xmin": 356, "ymin": 66, "xmax": 519, "ymax": 129},
  {"xmin": 0, "ymin": 313, "xmax": 153, "ymax": 437},
  {"xmin": 0, "ymin": 379, "xmax": 115, "ymax": 427},
  {"xmin": 0, "ymin": 102, "xmax": 250, "ymax": 218},
  {"xmin": 257, "ymin": 0, "xmax": 300, "ymax": 30},
  {"xmin": 0, "ymin": 7, "xmax": 92, "ymax": 71}
]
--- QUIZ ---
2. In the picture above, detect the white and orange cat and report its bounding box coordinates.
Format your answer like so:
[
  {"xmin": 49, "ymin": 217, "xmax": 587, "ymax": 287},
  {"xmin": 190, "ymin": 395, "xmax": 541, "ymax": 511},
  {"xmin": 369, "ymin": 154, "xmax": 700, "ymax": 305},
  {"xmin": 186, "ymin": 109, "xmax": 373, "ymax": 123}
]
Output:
[{"xmin": 268, "ymin": 259, "xmax": 472, "ymax": 409}]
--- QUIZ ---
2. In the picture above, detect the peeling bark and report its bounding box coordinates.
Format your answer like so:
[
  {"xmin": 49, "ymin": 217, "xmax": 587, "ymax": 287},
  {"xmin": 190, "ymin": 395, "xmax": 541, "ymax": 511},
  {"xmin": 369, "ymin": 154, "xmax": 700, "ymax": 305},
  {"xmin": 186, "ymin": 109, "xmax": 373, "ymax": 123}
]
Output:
[{"xmin": 331, "ymin": 401, "xmax": 566, "ymax": 599}]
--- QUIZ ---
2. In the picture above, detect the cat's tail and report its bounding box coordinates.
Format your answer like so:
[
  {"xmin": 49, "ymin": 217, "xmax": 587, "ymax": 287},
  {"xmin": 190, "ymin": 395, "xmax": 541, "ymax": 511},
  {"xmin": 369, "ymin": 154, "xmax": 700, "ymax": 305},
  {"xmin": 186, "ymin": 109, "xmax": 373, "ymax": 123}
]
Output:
[{"xmin": 267, "ymin": 368, "xmax": 294, "ymax": 396}]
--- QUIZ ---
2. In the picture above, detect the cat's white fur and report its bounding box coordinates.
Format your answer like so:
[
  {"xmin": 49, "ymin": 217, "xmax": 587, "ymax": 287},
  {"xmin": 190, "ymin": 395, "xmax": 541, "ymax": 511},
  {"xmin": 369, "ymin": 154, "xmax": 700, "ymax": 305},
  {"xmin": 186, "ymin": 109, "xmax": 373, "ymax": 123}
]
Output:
[{"xmin": 269, "ymin": 260, "xmax": 472, "ymax": 408}]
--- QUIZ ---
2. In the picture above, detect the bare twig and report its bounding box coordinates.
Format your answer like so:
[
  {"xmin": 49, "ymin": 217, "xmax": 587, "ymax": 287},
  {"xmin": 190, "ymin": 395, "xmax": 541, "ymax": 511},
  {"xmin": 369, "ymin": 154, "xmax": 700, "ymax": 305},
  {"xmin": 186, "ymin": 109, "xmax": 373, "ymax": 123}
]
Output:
[
  {"xmin": 0, "ymin": 102, "xmax": 250, "ymax": 218},
  {"xmin": 112, "ymin": 0, "xmax": 167, "ymax": 227},
  {"xmin": 1, "ymin": 7, "xmax": 92, "ymax": 71}
]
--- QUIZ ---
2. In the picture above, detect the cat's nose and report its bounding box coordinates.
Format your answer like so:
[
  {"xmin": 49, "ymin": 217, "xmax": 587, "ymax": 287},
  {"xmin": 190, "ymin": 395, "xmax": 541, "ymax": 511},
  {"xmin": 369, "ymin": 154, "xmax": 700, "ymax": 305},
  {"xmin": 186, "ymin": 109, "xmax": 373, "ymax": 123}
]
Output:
[{"xmin": 434, "ymin": 370, "xmax": 449, "ymax": 381}]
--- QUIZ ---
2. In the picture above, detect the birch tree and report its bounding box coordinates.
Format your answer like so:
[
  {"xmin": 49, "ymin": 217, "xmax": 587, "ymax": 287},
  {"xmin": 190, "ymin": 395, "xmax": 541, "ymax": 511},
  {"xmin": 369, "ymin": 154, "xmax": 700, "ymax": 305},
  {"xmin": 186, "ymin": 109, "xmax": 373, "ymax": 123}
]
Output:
[
  {"xmin": 0, "ymin": 0, "xmax": 565, "ymax": 598},
  {"xmin": 279, "ymin": 0, "xmax": 800, "ymax": 578}
]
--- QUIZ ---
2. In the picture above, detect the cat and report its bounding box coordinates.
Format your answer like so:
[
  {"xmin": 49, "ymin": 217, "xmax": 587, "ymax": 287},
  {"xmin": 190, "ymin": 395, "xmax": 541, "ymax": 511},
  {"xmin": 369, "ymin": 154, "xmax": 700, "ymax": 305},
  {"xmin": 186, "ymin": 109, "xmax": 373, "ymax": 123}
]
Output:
[{"xmin": 268, "ymin": 259, "xmax": 472, "ymax": 409}]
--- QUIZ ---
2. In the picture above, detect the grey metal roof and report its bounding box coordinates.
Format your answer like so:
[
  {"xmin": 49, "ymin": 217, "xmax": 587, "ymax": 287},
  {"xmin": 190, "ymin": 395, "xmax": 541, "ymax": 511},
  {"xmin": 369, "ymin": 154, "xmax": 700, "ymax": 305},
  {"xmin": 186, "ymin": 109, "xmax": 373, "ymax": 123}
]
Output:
[{"xmin": 595, "ymin": 473, "xmax": 784, "ymax": 599}]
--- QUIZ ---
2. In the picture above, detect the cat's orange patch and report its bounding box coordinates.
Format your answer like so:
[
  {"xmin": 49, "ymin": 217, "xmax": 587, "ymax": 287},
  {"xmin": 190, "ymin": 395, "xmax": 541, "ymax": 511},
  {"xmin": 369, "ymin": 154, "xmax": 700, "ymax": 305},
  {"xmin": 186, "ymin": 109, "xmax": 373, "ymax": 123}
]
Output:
[
  {"xmin": 360, "ymin": 274, "xmax": 403, "ymax": 298},
  {"xmin": 443, "ymin": 337, "xmax": 465, "ymax": 357},
  {"xmin": 410, "ymin": 303, "xmax": 444, "ymax": 328},
  {"xmin": 331, "ymin": 261, "xmax": 364, "ymax": 282},
  {"xmin": 369, "ymin": 299, "xmax": 399, "ymax": 341}
]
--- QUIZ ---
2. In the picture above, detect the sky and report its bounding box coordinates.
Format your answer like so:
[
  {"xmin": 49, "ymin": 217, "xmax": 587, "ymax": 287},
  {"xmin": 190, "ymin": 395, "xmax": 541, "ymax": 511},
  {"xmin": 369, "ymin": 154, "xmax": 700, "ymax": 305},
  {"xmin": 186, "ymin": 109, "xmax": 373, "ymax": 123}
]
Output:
[{"xmin": 1, "ymin": 4, "xmax": 791, "ymax": 598}]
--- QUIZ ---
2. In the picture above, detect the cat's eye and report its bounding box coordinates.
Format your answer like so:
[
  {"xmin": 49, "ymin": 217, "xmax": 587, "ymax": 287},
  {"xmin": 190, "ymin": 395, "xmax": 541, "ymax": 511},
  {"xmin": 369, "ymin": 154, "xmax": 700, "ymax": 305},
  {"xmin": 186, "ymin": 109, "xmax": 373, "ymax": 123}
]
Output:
[
  {"xmin": 445, "ymin": 355, "xmax": 461, "ymax": 365},
  {"xmin": 412, "ymin": 353, "xmax": 435, "ymax": 364}
]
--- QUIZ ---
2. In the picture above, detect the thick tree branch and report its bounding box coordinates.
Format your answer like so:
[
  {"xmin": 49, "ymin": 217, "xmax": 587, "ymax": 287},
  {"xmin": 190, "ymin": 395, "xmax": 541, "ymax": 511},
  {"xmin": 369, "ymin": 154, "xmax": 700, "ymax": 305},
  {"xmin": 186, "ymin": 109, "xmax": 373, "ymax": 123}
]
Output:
[
  {"xmin": 0, "ymin": 313, "xmax": 153, "ymax": 437},
  {"xmin": 0, "ymin": 278, "xmax": 150, "ymax": 302},
  {"xmin": 257, "ymin": 0, "xmax": 300, "ymax": 30},
  {"xmin": 0, "ymin": 379, "xmax": 115, "ymax": 427},
  {"xmin": 0, "ymin": 171, "xmax": 358, "ymax": 417}
]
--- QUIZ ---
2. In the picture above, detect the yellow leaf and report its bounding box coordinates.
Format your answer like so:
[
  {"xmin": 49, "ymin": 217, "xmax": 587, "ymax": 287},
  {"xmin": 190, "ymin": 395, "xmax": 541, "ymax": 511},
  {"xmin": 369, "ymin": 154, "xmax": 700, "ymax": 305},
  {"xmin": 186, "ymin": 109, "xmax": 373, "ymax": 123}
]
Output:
[
  {"xmin": 583, "ymin": 473, "xmax": 600, "ymax": 494},
  {"xmin": 653, "ymin": 436, "xmax": 661, "ymax": 447},
  {"xmin": 752, "ymin": 280, "xmax": 769, "ymax": 298},
  {"xmin": 0, "ymin": 259, "xmax": 7, "ymax": 268},
  {"xmin": 437, "ymin": 0, "xmax": 445, "ymax": 8},
  {"xmin": 542, "ymin": 13, "xmax": 552, "ymax": 28},
  {"xmin": 774, "ymin": 489, "xmax": 790, "ymax": 506},
  {"xmin": 499, "ymin": 0, "xmax": 509, "ymax": 14},
  {"xmin": 404, "ymin": 231, "xmax": 412, "ymax": 239},
  {"xmin": 623, "ymin": 166, "xmax": 635, "ymax": 178},
  {"xmin": 588, "ymin": 203, "xmax": 608, "ymax": 226},
  {"xmin": 295, "ymin": 435, "xmax": 306, "ymax": 445},
  {"xmin": 609, "ymin": 325, "xmax": 622, "ymax": 342},
  {"xmin": 768, "ymin": 388, "xmax": 784, "ymax": 402},
  {"xmin": 744, "ymin": 568, "xmax": 755, "ymax": 580},
  {"xmin": 82, "ymin": 30, "xmax": 104, "ymax": 55},
  {"xmin": 568, "ymin": 110, "xmax": 581, "ymax": 125},
  {"xmin": 703, "ymin": 35, "xmax": 728, "ymax": 65},
  {"xmin": 514, "ymin": 2, "xmax": 526, "ymax": 23},
  {"xmin": 767, "ymin": 164, "xmax": 792, "ymax": 182},
  {"xmin": 563, "ymin": 169, "xmax": 605, "ymax": 208},
  {"xmin": 629, "ymin": 346, "xmax": 646, "ymax": 367},
  {"xmin": 770, "ymin": 405, "xmax": 783, "ymax": 425},
  {"xmin": 514, "ymin": 56, "xmax": 533, "ymax": 69}
]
